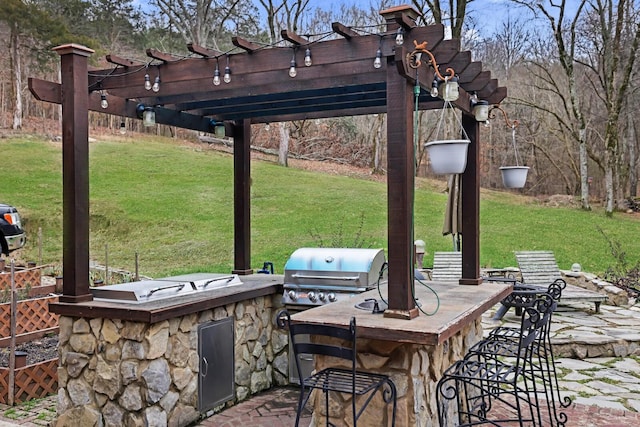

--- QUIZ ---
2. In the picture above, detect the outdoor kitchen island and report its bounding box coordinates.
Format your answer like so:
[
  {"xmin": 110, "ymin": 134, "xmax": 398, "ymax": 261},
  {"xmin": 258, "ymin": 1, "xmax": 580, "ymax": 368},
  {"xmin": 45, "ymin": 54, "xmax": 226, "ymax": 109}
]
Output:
[
  {"xmin": 49, "ymin": 274, "xmax": 291, "ymax": 427},
  {"xmin": 290, "ymin": 280, "xmax": 512, "ymax": 427}
]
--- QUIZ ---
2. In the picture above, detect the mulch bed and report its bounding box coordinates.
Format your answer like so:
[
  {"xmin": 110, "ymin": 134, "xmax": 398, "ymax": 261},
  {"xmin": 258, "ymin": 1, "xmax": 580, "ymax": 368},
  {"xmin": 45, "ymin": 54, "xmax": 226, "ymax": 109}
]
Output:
[{"xmin": 0, "ymin": 335, "xmax": 59, "ymax": 367}]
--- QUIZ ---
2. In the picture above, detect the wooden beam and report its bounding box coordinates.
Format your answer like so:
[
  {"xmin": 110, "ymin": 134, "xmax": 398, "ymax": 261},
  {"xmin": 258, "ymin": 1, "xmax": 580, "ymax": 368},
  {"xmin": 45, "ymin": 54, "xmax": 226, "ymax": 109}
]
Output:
[
  {"xmin": 384, "ymin": 47, "xmax": 419, "ymax": 319},
  {"xmin": 281, "ymin": 29, "xmax": 308, "ymax": 45},
  {"xmin": 106, "ymin": 54, "xmax": 144, "ymax": 67},
  {"xmin": 53, "ymin": 44, "xmax": 94, "ymax": 303},
  {"xmin": 459, "ymin": 112, "xmax": 482, "ymax": 285},
  {"xmin": 187, "ymin": 43, "xmax": 222, "ymax": 57},
  {"xmin": 331, "ymin": 22, "xmax": 359, "ymax": 39},
  {"xmin": 393, "ymin": 11, "xmax": 419, "ymax": 30},
  {"xmin": 232, "ymin": 36, "xmax": 261, "ymax": 53},
  {"xmin": 146, "ymin": 48, "xmax": 178, "ymax": 63},
  {"xmin": 232, "ymin": 119, "xmax": 252, "ymax": 275}
]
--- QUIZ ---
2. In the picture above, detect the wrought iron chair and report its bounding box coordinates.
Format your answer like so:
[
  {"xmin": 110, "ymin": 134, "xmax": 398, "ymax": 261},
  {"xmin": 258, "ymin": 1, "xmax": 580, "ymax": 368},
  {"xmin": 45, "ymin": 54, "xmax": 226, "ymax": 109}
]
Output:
[
  {"xmin": 277, "ymin": 310, "xmax": 397, "ymax": 427},
  {"xmin": 437, "ymin": 293, "xmax": 556, "ymax": 426},
  {"xmin": 475, "ymin": 280, "xmax": 570, "ymax": 426}
]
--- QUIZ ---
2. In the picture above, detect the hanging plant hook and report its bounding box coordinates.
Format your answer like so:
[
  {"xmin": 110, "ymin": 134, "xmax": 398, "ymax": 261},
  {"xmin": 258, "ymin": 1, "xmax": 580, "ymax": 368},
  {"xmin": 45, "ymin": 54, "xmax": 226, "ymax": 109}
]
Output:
[
  {"xmin": 489, "ymin": 105, "xmax": 519, "ymax": 129},
  {"xmin": 490, "ymin": 105, "xmax": 523, "ymax": 166},
  {"xmin": 407, "ymin": 40, "xmax": 455, "ymax": 81}
]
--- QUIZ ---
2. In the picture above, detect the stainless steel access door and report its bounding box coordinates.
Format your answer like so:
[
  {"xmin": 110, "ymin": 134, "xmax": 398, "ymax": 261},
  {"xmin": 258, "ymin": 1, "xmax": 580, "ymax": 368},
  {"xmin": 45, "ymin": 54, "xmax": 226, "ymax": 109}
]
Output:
[{"xmin": 198, "ymin": 316, "xmax": 234, "ymax": 412}]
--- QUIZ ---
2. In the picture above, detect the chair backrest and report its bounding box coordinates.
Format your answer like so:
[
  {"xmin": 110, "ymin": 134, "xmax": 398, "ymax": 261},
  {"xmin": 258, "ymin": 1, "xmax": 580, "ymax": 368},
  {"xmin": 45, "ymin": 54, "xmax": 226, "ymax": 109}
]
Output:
[
  {"xmin": 515, "ymin": 251, "xmax": 563, "ymax": 286},
  {"xmin": 517, "ymin": 293, "xmax": 556, "ymax": 361},
  {"xmin": 432, "ymin": 252, "xmax": 462, "ymax": 282},
  {"xmin": 277, "ymin": 310, "xmax": 357, "ymax": 378}
]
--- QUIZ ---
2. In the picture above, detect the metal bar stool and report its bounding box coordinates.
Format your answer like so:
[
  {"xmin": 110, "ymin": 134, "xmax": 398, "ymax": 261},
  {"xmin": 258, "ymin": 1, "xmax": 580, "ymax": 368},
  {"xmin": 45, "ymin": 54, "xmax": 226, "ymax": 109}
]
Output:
[
  {"xmin": 437, "ymin": 293, "xmax": 556, "ymax": 426},
  {"xmin": 278, "ymin": 310, "xmax": 397, "ymax": 427},
  {"xmin": 479, "ymin": 280, "xmax": 570, "ymax": 426}
]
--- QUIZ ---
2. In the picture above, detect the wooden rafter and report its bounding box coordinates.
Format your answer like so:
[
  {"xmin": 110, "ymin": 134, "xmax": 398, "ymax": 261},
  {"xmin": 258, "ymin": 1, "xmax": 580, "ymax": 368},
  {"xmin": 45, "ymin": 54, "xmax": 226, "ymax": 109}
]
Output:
[
  {"xmin": 281, "ymin": 29, "xmax": 308, "ymax": 45},
  {"xmin": 187, "ymin": 43, "xmax": 222, "ymax": 58},
  {"xmin": 331, "ymin": 22, "xmax": 359, "ymax": 39},
  {"xmin": 146, "ymin": 48, "xmax": 179, "ymax": 63},
  {"xmin": 106, "ymin": 54, "xmax": 144, "ymax": 67},
  {"xmin": 232, "ymin": 36, "xmax": 261, "ymax": 53}
]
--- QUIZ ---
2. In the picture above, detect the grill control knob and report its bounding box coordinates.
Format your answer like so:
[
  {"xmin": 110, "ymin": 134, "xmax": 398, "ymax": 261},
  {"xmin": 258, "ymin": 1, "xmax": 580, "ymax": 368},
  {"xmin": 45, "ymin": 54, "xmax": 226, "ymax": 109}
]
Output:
[
  {"xmin": 287, "ymin": 290, "xmax": 298, "ymax": 301},
  {"xmin": 308, "ymin": 291, "xmax": 317, "ymax": 302},
  {"xmin": 327, "ymin": 292, "xmax": 337, "ymax": 302},
  {"xmin": 318, "ymin": 292, "xmax": 326, "ymax": 302}
]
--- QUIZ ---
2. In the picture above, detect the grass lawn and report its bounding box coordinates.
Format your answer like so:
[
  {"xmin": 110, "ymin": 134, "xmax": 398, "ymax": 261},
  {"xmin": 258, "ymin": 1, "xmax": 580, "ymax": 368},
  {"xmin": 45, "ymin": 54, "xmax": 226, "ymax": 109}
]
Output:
[{"xmin": 2, "ymin": 133, "xmax": 638, "ymax": 278}]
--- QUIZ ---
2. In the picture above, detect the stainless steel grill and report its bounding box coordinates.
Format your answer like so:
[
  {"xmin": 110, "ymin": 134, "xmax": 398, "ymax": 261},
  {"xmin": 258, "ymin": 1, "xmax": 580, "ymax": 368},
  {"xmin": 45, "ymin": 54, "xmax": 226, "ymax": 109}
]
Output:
[{"xmin": 282, "ymin": 247, "xmax": 387, "ymax": 308}]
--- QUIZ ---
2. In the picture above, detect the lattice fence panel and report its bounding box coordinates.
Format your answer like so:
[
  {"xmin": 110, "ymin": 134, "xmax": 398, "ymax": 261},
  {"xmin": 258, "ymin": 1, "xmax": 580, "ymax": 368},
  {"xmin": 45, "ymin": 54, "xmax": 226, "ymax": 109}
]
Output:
[
  {"xmin": 0, "ymin": 296, "xmax": 59, "ymax": 338},
  {"xmin": 0, "ymin": 359, "xmax": 58, "ymax": 404},
  {"xmin": 0, "ymin": 269, "xmax": 41, "ymax": 290}
]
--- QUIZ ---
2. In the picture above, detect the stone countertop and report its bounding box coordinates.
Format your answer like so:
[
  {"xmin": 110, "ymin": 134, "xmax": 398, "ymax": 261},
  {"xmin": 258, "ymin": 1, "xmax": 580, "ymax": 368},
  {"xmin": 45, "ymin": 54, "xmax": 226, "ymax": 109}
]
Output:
[
  {"xmin": 291, "ymin": 281, "xmax": 512, "ymax": 346},
  {"xmin": 48, "ymin": 274, "xmax": 284, "ymax": 323}
]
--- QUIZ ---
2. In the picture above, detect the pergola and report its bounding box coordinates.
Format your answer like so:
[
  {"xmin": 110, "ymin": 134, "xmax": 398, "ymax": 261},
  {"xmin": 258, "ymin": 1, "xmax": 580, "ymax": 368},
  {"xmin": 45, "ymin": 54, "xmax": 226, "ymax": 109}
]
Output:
[{"xmin": 29, "ymin": 5, "xmax": 506, "ymax": 320}]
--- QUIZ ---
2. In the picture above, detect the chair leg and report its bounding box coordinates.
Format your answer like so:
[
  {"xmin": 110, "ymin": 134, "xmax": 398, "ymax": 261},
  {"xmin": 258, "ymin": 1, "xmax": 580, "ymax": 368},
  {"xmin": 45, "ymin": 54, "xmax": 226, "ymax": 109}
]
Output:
[{"xmin": 493, "ymin": 303, "xmax": 510, "ymax": 320}]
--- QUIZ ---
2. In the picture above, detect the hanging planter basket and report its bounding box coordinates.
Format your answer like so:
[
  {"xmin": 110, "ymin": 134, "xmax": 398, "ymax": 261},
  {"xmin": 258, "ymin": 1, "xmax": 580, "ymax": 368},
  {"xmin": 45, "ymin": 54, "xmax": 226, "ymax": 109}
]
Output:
[
  {"xmin": 500, "ymin": 166, "xmax": 529, "ymax": 188},
  {"xmin": 500, "ymin": 121, "xmax": 528, "ymax": 188},
  {"xmin": 424, "ymin": 139, "xmax": 470, "ymax": 174},
  {"xmin": 424, "ymin": 99, "xmax": 470, "ymax": 174}
]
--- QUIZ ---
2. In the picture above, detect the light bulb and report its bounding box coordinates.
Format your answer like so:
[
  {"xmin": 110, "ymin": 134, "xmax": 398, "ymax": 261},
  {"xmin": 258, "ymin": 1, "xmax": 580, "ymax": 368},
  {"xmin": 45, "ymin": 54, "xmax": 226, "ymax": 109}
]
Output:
[
  {"xmin": 100, "ymin": 93, "xmax": 108, "ymax": 109},
  {"xmin": 223, "ymin": 66, "xmax": 231, "ymax": 83},
  {"xmin": 119, "ymin": 122, "xmax": 126, "ymax": 135},
  {"xmin": 430, "ymin": 81, "xmax": 439, "ymax": 98},
  {"xmin": 213, "ymin": 67, "xmax": 221, "ymax": 86},
  {"xmin": 289, "ymin": 59, "xmax": 297, "ymax": 78},
  {"xmin": 152, "ymin": 76, "xmax": 160, "ymax": 92},
  {"xmin": 144, "ymin": 73, "xmax": 152, "ymax": 90},
  {"xmin": 395, "ymin": 29, "xmax": 404, "ymax": 45},
  {"xmin": 373, "ymin": 48, "xmax": 382, "ymax": 69},
  {"xmin": 304, "ymin": 48, "xmax": 312, "ymax": 66}
]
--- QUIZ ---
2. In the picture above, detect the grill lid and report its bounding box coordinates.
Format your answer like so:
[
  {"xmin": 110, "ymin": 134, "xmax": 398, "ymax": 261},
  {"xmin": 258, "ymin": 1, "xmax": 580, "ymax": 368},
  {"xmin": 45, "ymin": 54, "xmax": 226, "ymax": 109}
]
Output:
[{"xmin": 284, "ymin": 248, "xmax": 386, "ymax": 289}]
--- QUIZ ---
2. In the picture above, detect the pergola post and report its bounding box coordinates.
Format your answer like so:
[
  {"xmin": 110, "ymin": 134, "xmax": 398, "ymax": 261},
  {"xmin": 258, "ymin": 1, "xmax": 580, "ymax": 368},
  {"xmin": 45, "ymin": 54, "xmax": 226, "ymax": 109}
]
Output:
[
  {"xmin": 55, "ymin": 44, "xmax": 94, "ymax": 303},
  {"xmin": 384, "ymin": 41, "xmax": 419, "ymax": 320},
  {"xmin": 460, "ymin": 112, "xmax": 482, "ymax": 285},
  {"xmin": 232, "ymin": 119, "xmax": 253, "ymax": 275}
]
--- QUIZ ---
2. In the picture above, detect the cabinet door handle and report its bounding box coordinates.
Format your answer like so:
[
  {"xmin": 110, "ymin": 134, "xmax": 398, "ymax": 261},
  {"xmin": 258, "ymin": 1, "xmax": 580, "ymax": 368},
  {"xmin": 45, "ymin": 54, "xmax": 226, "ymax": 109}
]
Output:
[{"xmin": 201, "ymin": 357, "xmax": 209, "ymax": 377}]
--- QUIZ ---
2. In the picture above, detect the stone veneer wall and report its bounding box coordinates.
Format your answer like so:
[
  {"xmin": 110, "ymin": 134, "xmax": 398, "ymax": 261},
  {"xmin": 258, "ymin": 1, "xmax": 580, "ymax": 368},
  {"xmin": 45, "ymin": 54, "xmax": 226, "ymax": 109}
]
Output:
[
  {"xmin": 55, "ymin": 295, "xmax": 288, "ymax": 427},
  {"xmin": 310, "ymin": 318, "xmax": 483, "ymax": 427}
]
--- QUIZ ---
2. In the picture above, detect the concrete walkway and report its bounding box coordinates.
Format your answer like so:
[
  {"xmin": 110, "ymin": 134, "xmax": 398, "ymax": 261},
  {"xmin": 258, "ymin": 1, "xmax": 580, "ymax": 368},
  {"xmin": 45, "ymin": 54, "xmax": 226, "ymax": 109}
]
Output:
[{"xmin": 1, "ymin": 301, "xmax": 639, "ymax": 426}]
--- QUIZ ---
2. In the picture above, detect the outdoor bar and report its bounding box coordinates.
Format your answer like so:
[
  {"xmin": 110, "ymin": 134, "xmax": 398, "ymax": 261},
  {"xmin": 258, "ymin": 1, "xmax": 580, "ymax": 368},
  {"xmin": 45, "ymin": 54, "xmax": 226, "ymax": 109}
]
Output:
[{"xmin": 29, "ymin": 4, "xmax": 511, "ymax": 426}]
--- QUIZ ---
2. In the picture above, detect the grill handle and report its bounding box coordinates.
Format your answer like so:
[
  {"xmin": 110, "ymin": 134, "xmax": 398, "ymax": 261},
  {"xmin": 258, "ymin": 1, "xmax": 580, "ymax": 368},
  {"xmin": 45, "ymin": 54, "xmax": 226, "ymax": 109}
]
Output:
[
  {"xmin": 144, "ymin": 283, "xmax": 185, "ymax": 297},
  {"xmin": 291, "ymin": 273, "xmax": 360, "ymax": 281}
]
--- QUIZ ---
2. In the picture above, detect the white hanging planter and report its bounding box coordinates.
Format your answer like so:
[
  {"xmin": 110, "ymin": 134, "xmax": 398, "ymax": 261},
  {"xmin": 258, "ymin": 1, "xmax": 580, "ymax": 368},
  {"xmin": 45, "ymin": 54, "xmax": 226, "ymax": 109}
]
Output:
[
  {"xmin": 500, "ymin": 166, "xmax": 529, "ymax": 188},
  {"xmin": 424, "ymin": 99, "xmax": 470, "ymax": 175},
  {"xmin": 424, "ymin": 139, "xmax": 470, "ymax": 174}
]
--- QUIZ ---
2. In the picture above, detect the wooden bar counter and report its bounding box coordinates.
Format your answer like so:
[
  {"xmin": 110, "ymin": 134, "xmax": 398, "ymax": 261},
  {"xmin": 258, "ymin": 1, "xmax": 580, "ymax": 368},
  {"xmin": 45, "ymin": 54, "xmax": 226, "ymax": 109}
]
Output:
[{"xmin": 291, "ymin": 281, "xmax": 512, "ymax": 426}]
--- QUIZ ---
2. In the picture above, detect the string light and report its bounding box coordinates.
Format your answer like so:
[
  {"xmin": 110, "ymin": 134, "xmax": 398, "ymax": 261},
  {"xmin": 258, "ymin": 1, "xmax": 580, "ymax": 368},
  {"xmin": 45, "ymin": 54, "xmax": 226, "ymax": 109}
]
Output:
[
  {"xmin": 289, "ymin": 49, "xmax": 297, "ymax": 78},
  {"xmin": 152, "ymin": 75, "xmax": 160, "ymax": 92},
  {"xmin": 373, "ymin": 37, "xmax": 383, "ymax": 69},
  {"xmin": 395, "ymin": 28, "xmax": 404, "ymax": 45},
  {"xmin": 144, "ymin": 73, "xmax": 152, "ymax": 90},
  {"xmin": 100, "ymin": 92, "xmax": 108, "ymax": 109},
  {"xmin": 373, "ymin": 47, "xmax": 382, "ymax": 69},
  {"xmin": 430, "ymin": 79, "xmax": 439, "ymax": 97},
  {"xmin": 223, "ymin": 55, "xmax": 231, "ymax": 83},
  {"xmin": 213, "ymin": 58, "xmax": 221, "ymax": 86},
  {"xmin": 304, "ymin": 47, "xmax": 312, "ymax": 66}
]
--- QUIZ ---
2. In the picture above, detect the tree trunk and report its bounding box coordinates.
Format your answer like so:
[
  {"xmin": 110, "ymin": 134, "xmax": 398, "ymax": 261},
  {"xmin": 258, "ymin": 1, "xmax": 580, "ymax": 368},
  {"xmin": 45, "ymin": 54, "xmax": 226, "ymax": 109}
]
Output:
[
  {"xmin": 372, "ymin": 114, "xmax": 385, "ymax": 174},
  {"xmin": 630, "ymin": 112, "xmax": 638, "ymax": 198},
  {"xmin": 278, "ymin": 122, "xmax": 289, "ymax": 167},
  {"xmin": 10, "ymin": 25, "xmax": 22, "ymax": 130},
  {"xmin": 579, "ymin": 128, "xmax": 590, "ymax": 209}
]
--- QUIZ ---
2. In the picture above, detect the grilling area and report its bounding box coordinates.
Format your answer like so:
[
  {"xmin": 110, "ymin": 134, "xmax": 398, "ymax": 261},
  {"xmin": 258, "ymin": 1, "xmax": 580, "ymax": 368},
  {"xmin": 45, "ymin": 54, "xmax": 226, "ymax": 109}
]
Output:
[{"xmin": 29, "ymin": 4, "xmax": 517, "ymax": 427}]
